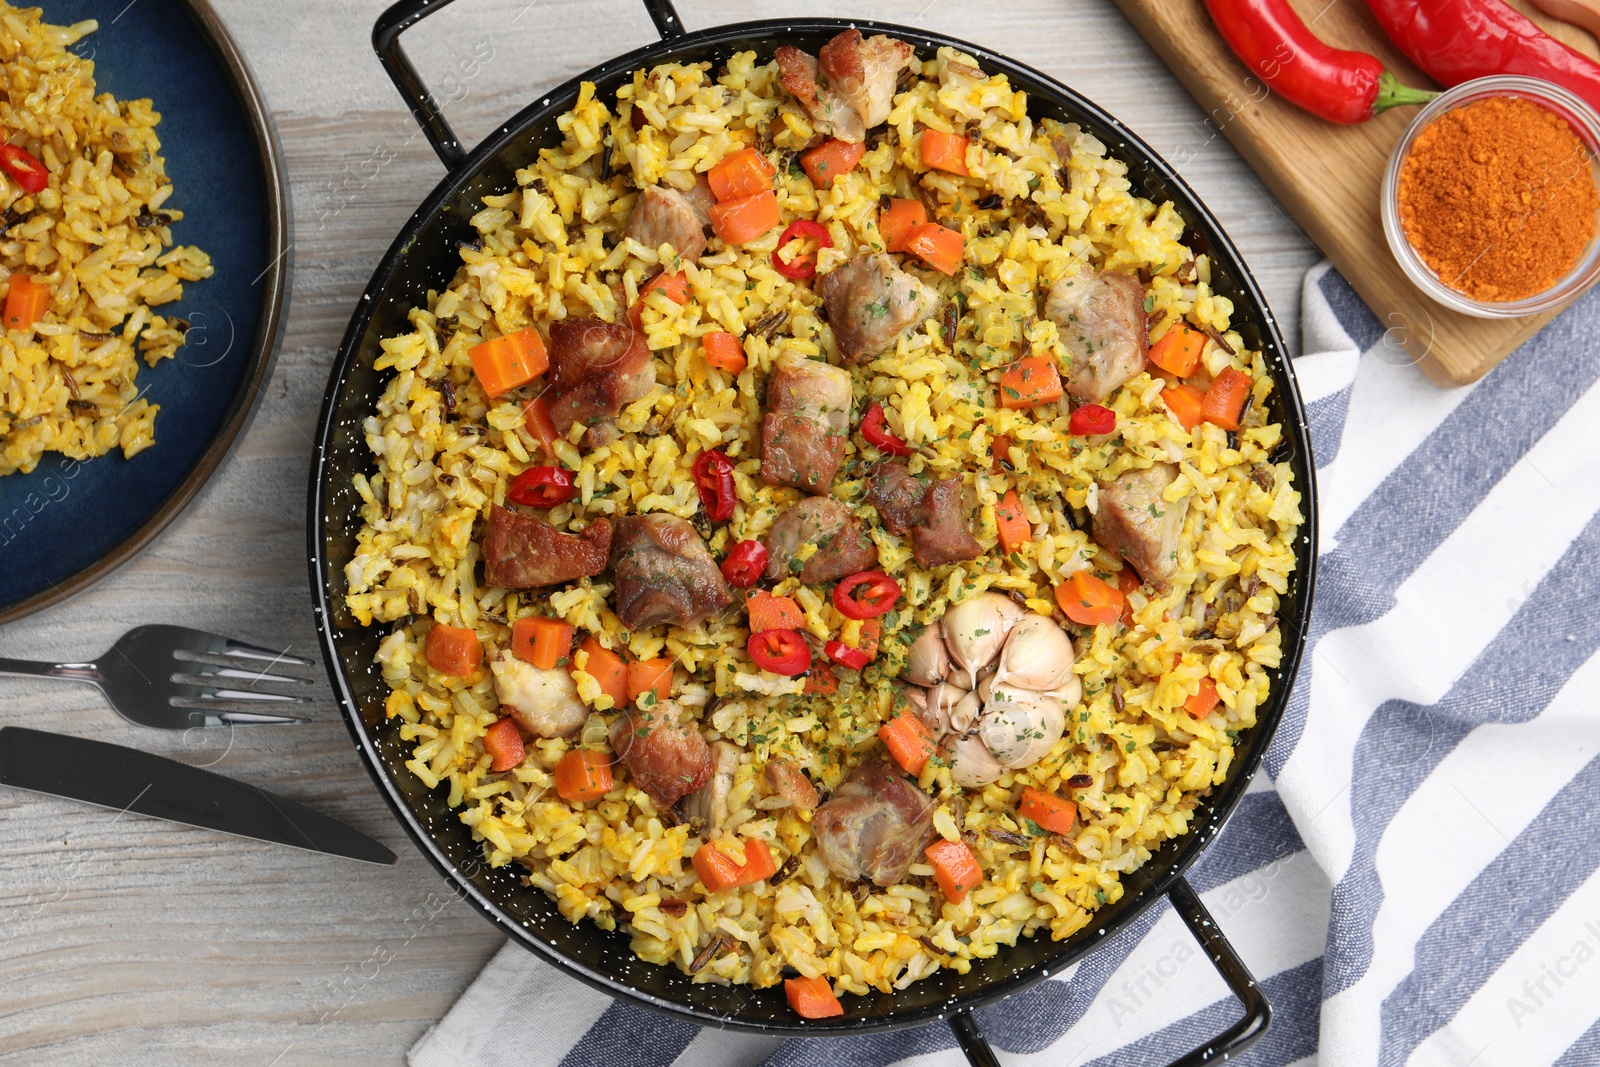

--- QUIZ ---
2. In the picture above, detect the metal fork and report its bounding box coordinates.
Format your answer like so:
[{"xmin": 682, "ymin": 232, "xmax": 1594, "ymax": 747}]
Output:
[{"xmin": 0, "ymin": 625, "xmax": 314, "ymax": 728}]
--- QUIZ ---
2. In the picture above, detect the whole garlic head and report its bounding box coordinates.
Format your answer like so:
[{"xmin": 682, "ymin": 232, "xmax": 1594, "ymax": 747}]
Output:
[
  {"xmin": 979, "ymin": 685, "xmax": 1067, "ymax": 769},
  {"xmin": 942, "ymin": 731, "xmax": 1006, "ymax": 788},
  {"xmin": 942, "ymin": 592, "xmax": 1025, "ymax": 679},
  {"xmin": 905, "ymin": 625, "xmax": 951, "ymax": 687},
  {"xmin": 992, "ymin": 614, "xmax": 1078, "ymax": 694}
]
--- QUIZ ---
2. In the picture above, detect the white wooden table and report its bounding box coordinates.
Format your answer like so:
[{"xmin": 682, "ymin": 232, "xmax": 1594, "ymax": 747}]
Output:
[{"xmin": 0, "ymin": 1, "xmax": 1321, "ymax": 1062}]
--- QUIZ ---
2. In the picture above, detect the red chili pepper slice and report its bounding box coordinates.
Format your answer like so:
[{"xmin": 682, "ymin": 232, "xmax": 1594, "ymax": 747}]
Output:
[
  {"xmin": 771, "ymin": 219, "xmax": 832, "ymax": 280},
  {"xmin": 721, "ymin": 539, "xmax": 768, "ymax": 588},
  {"xmin": 506, "ymin": 465, "xmax": 575, "ymax": 507},
  {"xmin": 859, "ymin": 402, "xmax": 911, "ymax": 457},
  {"xmin": 833, "ymin": 571, "xmax": 902, "ymax": 620},
  {"xmin": 0, "ymin": 144, "xmax": 48, "ymax": 194},
  {"xmin": 1068, "ymin": 403, "xmax": 1117, "ymax": 436},
  {"xmin": 824, "ymin": 639, "xmax": 872, "ymax": 671},
  {"xmin": 692, "ymin": 449, "xmax": 736, "ymax": 522},
  {"xmin": 747, "ymin": 628, "xmax": 811, "ymax": 676}
]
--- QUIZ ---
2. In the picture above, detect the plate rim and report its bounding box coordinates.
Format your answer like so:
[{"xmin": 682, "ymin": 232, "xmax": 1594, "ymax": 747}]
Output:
[{"xmin": 0, "ymin": 0, "xmax": 292, "ymax": 627}]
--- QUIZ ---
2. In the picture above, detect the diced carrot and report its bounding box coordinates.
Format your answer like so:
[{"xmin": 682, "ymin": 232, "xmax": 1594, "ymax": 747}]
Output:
[
  {"xmin": 692, "ymin": 837, "xmax": 778, "ymax": 891},
  {"xmin": 1202, "ymin": 367, "xmax": 1253, "ymax": 432},
  {"xmin": 995, "ymin": 490, "xmax": 1031, "ymax": 555},
  {"xmin": 747, "ymin": 591, "xmax": 805, "ymax": 633},
  {"xmin": 425, "ymin": 624, "xmax": 483, "ymax": 677},
  {"xmin": 903, "ymin": 223, "xmax": 965, "ymax": 276},
  {"xmin": 524, "ymin": 395, "xmax": 562, "ymax": 457},
  {"xmin": 1054, "ymin": 571, "xmax": 1126, "ymax": 627},
  {"xmin": 710, "ymin": 189, "xmax": 781, "ymax": 245},
  {"xmin": 627, "ymin": 657, "xmax": 674, "ymax": 708},
  {"xmin": 702, "ymin": 330, "xmax": 746, "ymax": 373},
  {"xmin": 1019, "ymin": 786, "xmax": 1078, "ymax": 834},
  {"xmin": 468, "ymin": 327, "xmax": 548, "ymax": 398},
  {"xmin": 708, "ymin": 147, "xmax": 776, "ymax": 201},
  {"xmin": 3, "ymin": 274, "xmax": 49, "ymax": 332},
  {"xmin": 574, "ymin": 635, "xmax": 629, "ymax": 708},
  {"xmin": 510, "ymin": 616, "xmax": 573, "ymax": 670},
  {"xmin": 1146, "ymin": 321, "xmax": 1206, "ymax": 377},
  {"xmin": 990, "ymin": 433, "xmax": 1014, "ymax": 472},
  {"xmin": 1185, "ymin": 676, "xmax": 1221, "ymax": 719},
  {"xmin": 628, "ymin": 270, "xmax": 691, "ymax": 328},
  {"xmin": 1117, "ymin": 568, "xmax": 1140, "ymax": 628},
  {"xmin": 851, "ymin": 617, "xmax": 881, "ymax": 658},
  {"xmin": 920, "ymin": 129, "xmax": 971, "ymax": 176},
  {"xmin": 925, "ymin": 838, "xmax": 982, "ymax": 903},
  {"xmin": 804, "ymin": 662, "xmax": 838, "ymax": 696},
  {"xmin": 800, "ymin": 138, "xmax": 866, "ymax": 188},
  {"xmin": 554, "ymin": 749, "xmax": 613, "ymax": 803},
  {"xmin": 999, "ymin": 356, "xmax": 1063, "ymax": 409},
  {"xmin": 878, "ymin": 712, "xmax": 938, "ymax": 776},
  {"xmin": 1161, "ymin": 383, "xmax": 1207, "ymax": 431},
  {"xmin": 483, "ymin": 717, "xmax": 526, "ymax": 772},
  {"xmin": 785, "ymin": 975, "xmax": 844, "ymax": 1019},
  {"xmin": 879, "ymin": 197, "xmax": 927, "ymax": 253}
]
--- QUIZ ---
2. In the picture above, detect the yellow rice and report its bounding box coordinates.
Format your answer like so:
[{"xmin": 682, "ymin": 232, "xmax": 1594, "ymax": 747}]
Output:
[
  {"xmin": 0, "ymin": 2, "xmax": 212, "ymax": 477},
  {"xmin": 346, "ymin": 46, "xmax": 1302, "ymax": 998}
]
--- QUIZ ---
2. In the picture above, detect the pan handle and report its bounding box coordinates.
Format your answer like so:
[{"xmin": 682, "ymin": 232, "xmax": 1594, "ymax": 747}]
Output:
[
  {"xmin": 944, "ymin": 876, "xmax": 1270, "ymax": 1067},
  {"xmin": 372, "ymin": 0, "xmax": 686, "ymax": 170}
]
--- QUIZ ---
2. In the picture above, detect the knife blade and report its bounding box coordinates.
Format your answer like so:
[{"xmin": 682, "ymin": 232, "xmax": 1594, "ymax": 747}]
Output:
[{"xmin": 0, "ymin": 726, "xmax": 395, "ymax": 865}]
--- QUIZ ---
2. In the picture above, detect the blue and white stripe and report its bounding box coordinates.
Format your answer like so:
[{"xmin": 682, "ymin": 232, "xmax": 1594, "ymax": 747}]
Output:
[{"xmin": 410, "ymin": 265, "xmax": 1600, "ymax": 1067}]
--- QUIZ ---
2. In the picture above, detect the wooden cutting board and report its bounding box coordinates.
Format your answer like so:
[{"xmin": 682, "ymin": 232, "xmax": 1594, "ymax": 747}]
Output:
[{"xmin": 1111, "ymin": 0, "xmax": 1600, "ymax": 386}]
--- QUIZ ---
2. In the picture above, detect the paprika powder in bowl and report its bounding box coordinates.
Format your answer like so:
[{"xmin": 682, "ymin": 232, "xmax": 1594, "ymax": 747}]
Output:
[{"xmin": 1381, "ymin": 75, "xmax": 1600, "ymax": 318}]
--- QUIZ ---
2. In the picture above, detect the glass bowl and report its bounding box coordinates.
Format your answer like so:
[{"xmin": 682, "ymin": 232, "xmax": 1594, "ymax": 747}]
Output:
[{"xmin": 1381, "ymin": 75, "xmax": 1600, "ymax": 319}]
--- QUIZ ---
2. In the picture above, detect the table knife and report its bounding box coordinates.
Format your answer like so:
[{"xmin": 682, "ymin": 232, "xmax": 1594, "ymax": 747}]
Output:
[{"xmin": 0, "ymin": 726, "xmax": 395, "ymax": 865}]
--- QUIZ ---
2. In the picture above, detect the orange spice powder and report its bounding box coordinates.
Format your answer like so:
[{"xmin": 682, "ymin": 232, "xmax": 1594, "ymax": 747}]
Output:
[{"xmin": 1398, "ymin": 96, "xmax": 1598, "ymax": 302}]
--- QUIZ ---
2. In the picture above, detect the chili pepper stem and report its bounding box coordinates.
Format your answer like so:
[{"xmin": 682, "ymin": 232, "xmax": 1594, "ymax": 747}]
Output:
[{"xmin": 1372, "ymin": 70, "xmax": 1439, "ymax": 115}]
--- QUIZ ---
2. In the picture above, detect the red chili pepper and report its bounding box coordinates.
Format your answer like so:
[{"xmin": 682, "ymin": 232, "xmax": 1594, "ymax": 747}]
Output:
[
  {"xmin": 721, "ymin": 540, "xmax": 768, "ymax": 588},
  {"xmin": 833, "ymin": 571, "xmax": 902, "ymax": 620},
  {"xmin": 1201, "ymin": 0, "xmax": 1436, "ymax": 124},
  {"xmin": 1068, "ymin": 403, "xmax": 1117, "ymax": 436},
  {"xmin": 747, "ymin": 628, "xmax": 812, "ymax": 676},
  {"xmin": 771, "ymin": 219, "xmax": 832, "ymax": 280},
  {"xmin": 824, "ymin": 639, "xmax": 872, "ymax": 671},
  {"xmin": 1365, "ymin": 0, "xmax": 1600, "ymax": 115},
  {"xmin": 859, "ymin": 403, "xmax": 911, "ymax": 457},
  {"xmin": 0, "ymin": 144, "xmax": 48, "ymax": 193},
  {"xmin": 506, "ymin": 465, "xmax": 575, "ymax": 507},
  {"xmin": 692, "ymin": 449, "xmax": 736, "ymax": 522}
]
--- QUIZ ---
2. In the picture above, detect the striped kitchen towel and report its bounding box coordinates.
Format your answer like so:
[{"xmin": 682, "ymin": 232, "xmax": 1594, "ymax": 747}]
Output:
[{"xmin": 410, "ymin": 264, "xmax": 1600, "ymax": 1067}]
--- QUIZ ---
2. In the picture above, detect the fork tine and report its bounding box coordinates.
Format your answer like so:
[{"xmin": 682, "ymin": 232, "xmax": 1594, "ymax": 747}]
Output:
[
  {"xmin": 182, "ymin": 708, "xmax": 311, "ymax": 727},
  {"xmin": 181, "ymin": 687, "xmax": 311, "ymax": 704},
  {"xmin": 215, "ymin": 638, "xmax": 314, "ymax": 666},
  {"xmin": 177, "ymin": 663, "xmax": 315, "ymax": 685},
  {"xmin": 214, "ymin": 709, "xmax": 310, "ymax": 726}
]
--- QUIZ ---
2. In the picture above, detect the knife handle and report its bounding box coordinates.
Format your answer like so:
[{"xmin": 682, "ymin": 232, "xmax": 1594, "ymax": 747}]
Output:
[{"xmin": 0, "ymin": 656, "xmax": 99, "ymax": 682}]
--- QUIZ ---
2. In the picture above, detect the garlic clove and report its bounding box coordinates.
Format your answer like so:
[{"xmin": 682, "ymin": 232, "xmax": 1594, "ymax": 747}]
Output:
[
  {"xmin": 979, "ymin": 687, "xmax": 1066, "ymax": 769},
  {"xmin": 905, "ymin": 625, "xmax": 951, "ymax": 686},
  {"xmin": 929, "ymin": 682, "xmax": 975, "ymax": 735},
  {"xmin": 941, "ymin": 591, "xmax": 1024, "ymax": 677},
  {"xmin": 1046, "ymin": 671, "xmax": 1082, "ymax": 711},
  {"xmin": 992, "ymin": 614, "xmax": 1078, "ymax": 693},
  {"xmin": 942, "ymin": 731, "xmax": 1006, "ymax": 788}
]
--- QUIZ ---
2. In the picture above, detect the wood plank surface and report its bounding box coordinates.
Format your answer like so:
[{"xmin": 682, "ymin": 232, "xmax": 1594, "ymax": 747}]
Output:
[
  {"xmin": 1112, "ymin": 0, "xmax": 1600, "ymax": 386},
  {"xmin": 0, "ymin": 1, "xmax": 1322, "ymax": 1064}
]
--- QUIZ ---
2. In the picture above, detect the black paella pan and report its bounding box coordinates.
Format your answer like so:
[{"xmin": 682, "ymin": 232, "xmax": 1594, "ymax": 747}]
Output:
[{"xmin": 308, "ymin": 2, "xmax": 1319, "ymax": 1063}]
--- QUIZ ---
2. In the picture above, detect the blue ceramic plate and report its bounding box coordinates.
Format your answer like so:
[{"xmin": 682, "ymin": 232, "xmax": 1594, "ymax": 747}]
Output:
[{"xmin": 0, "ymin": 0, "xmax": 288, "ymax": 624}]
